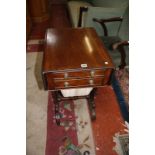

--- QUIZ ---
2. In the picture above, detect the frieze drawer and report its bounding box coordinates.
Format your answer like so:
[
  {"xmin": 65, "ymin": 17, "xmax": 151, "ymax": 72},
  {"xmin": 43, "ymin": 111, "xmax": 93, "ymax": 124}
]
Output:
[
  {"xmin": 44, "ymin": 77, "xmax": 104, "ymax": 90},
  {"xmin": 51, "ymin": 70, "xmax": 105, "ymax": 79},
  {"xmin": 43, "ymin": 69, "xmax": 112, "ymax": 90}
]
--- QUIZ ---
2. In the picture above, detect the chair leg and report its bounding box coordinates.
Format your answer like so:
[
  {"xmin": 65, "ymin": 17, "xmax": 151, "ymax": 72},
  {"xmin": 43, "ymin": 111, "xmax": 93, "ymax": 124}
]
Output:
[{"xmin": 118, "ymin": 46, "xmax": 126, "ymax": 69}]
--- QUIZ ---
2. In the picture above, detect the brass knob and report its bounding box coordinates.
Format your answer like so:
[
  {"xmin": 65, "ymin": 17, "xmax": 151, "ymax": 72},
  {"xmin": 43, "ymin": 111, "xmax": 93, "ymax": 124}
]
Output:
[
  {"xmin": 64, "ymin": 81, "xmax": 69, "ymax": 87},
  {"xmin": 89, "ymin": 79, "xmax": 94, "ymax": 85},
  {"xmin": 90, "ymin": 70, "xmax": 95, "ymax": 77},
  {"xmin": 64, "ymin": 73, "xmax": 68, "ymax": 79}
]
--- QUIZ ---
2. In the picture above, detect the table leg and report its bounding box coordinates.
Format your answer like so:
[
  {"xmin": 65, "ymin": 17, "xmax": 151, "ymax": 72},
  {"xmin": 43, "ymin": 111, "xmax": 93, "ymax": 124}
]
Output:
[
  {"xmin": 52, "ymin": 89, "xmax": 97, "ymax": 125},
  {"xmin": 88, "ymin": 88, "xmax": 97, "ymax": 120},
  {"xmin": 52, "ymin": 91, "xmax": 61, "ymax": 126}
]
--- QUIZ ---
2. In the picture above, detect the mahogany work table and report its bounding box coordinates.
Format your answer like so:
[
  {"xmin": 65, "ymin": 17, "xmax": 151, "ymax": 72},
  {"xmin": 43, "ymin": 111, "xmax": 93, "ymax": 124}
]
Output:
[{"xmin": 42, "ymin": 28, "xmax": 114, "ymax": 125}]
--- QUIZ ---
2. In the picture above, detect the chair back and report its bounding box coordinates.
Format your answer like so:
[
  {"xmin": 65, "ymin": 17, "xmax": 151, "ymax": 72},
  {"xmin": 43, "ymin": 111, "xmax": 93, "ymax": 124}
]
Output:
[
  {"xmin": 118, "ymin": 6, "xmax": 129, "ymax": 41},
  {"xmin": 84, "ymin": 6, "xmax": 127, "ymax": 36},
  {"xmin": 92, "ymin": 0, "xmax": 129, "ymax": 8},
  {"xmin": 84, "ymin": 0, "xmax": 129, "ymax": 37}
]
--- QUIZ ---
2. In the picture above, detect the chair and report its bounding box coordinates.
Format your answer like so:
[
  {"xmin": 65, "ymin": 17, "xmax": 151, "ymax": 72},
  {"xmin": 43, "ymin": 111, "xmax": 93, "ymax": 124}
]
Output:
[
  {"xmin": 67, "ymin": 0, "xmax": 129, "ymax": 36},
  {"xmin": 93, "ymin": 6, "xmax": 129, "ymax": 69},
  {"xmin": 92, "ymin": 7, "xmax": 129, "ymax": 121}
]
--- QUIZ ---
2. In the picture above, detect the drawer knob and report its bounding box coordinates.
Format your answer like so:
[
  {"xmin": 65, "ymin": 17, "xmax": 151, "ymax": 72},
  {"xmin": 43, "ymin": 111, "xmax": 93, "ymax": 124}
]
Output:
[
  {"xmin": 64, "ymin": 73, "xmax": 68, "ymax": 79},
  {"xmin": 89, "ymin": 79, "xmax": 94, "ymax": 85},
  {"xmin": 64, "ymin": 81, "xmax": 69, "ymax": 87},
  {"xmin": 90, "ymin": 70, "xmax": 95, "ymax": 77}
]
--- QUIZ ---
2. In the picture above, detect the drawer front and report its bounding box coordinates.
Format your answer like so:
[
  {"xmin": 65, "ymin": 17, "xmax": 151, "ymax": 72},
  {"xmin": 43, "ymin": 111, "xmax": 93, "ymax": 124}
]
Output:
[
  {"xmin": 53, "ymin": 77, "xmax": 104, "ymax": 89},
  {"xmin": 51, "ymin": 69, "xmax": 105, "ymax": 79},
  {"xmin": 44, "ymin": 68, "xmax": 113, "ymax": 90}
]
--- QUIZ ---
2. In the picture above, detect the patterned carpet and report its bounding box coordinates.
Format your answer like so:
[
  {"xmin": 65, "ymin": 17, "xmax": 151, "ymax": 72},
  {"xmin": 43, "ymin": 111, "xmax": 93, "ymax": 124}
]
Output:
[
  {"xmin": 113, "ymin": 133, "xmax": 129, "ymax": 155},
  {"xmin": 118, "ymin": 134, "xmax": 129, "ymax": 155},
  {"xmin": 46, "ymin": 93, "xmax": 96, "ymax": 155},
  {"xmin": 27, "ymin": 39, "xmax": 44, "ymax": 52},
  {"xmin": 115, "ymin": 69, "xmax": 129, "ymax": 107},
  {"xmin": 112, "ymin": 68, "xmax": 129, "ymax": 122}
]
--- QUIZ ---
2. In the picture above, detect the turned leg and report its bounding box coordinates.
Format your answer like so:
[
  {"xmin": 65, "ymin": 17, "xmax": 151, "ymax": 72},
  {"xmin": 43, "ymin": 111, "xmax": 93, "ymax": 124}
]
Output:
[
  {"xmin": 88, "ymin": 88, "xmax": 97, "ymax": 120},
  {"xmin": 52, "ymin": 91, "xmax": 61, "ymax": 126}
]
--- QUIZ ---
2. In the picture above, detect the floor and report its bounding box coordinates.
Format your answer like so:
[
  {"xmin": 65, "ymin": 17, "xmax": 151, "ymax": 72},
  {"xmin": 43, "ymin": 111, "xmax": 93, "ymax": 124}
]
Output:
[
  {"xmin": 27, "ymin": 52, "xmax": 48, "ymax": 155},
  {"xmin": 27, "ymin": 1, "xmax": 128, "ymax": 155}
]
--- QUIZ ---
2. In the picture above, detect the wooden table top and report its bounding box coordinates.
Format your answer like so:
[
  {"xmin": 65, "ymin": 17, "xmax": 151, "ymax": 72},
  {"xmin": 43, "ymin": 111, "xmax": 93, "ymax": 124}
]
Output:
[{"xmin": 42, "ymin": 28, "xmax": 114, "ymax": 73}]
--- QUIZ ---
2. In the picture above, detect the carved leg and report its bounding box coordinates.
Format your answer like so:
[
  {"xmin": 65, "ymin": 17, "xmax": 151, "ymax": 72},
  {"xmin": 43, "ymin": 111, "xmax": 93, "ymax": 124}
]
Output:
[
  {"xmin": 88, "ymin": 88, "xmax": 97, "ymax": 120},
  {"xmin": 52, "ymin": 91, "xmax": 61, "ymax": 126}
]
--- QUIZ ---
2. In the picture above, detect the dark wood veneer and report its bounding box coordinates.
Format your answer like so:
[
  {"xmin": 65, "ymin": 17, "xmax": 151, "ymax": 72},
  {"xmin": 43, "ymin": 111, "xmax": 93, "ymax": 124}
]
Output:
[
  {"xmin": 42, "ymin": 28, "xmax": 114, "ymax": 125},
  {"xmin": 43, "ymin": 28, "xmax": 114, "ymax": 73}
]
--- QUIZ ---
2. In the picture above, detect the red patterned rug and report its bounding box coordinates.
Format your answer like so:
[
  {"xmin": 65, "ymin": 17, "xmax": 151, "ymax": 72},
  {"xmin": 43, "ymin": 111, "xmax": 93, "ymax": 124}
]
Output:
[
  {"xmin": 112, "ymin": 68, "xmax": 129, "ymax": 122},
  {"xmin": 115, "ymin": 69, "xmax": 129, "ymax": 108},
  {"xmin": 26, "ymin": 39, "xmax": 44, "ymax": 52},
  {"xmin": 46, "ymin": 92, "xmax": 96, "ymax": 155}
]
